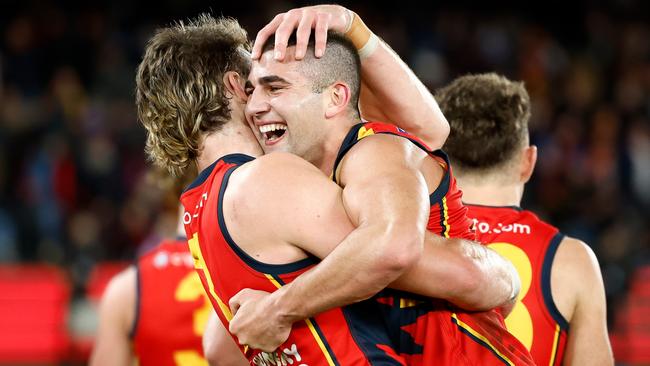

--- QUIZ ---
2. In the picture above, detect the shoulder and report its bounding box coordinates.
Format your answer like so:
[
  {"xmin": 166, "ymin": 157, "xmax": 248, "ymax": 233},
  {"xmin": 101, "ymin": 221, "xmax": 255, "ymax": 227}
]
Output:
[
  {"xmin": 555, "ymin": 237, "xmax": 600, "ymax": 273},
  {"xmin": 98, "ymin": 266, "xmax": 137, "ymax": 330},
  {"xmin": 251, "ymin": 151, "xmax": 320, "ymax": 172},
  {"xmin": 551, "ymin": 236, "xmax": 603, "ymax": 321},
  {"xmin": 226, "ymin": 152, "xmax": 339, "ymax": 216},
  {"xmin": 354, "ymin": 132, "xmax": 412, "ymax": 153},
  {"xmin": 231, "ymin": 152, "xmax": 324, "ymax": 192},
  {"xmin": 103, "ymin": 266, "xmax": 137, "ymax": 301},
  {"xmin": 343, "ymin": 133, "xmax": 424, "ymax": 171}
]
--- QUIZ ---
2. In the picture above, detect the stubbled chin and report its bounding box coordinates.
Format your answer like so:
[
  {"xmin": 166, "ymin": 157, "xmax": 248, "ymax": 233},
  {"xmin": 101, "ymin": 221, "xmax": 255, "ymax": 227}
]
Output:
[
  {"xmin": 261, "ymin": 143, "xmax": 282, "ymax": 154},
  {"xmin": 262, "ymin": 141, "xmax": 295, "ymax": 155}
]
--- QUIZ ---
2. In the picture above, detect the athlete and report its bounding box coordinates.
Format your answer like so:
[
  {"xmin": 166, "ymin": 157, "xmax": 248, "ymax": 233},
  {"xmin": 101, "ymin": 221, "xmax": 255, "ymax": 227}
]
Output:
[
  {"xmin": 436, "ymin": 73, "xmax": 613, "ymax": 365},
  {"xmin": 137, "ymin": 9, "xmax": 524, "ymax": 366},
  {"xmin": 90, "ymin": 177, "xmax": 209, "ymax": 366},
  {"xmin": 230, "ymin": 6, "xmax": 533, "ymax": 365}
]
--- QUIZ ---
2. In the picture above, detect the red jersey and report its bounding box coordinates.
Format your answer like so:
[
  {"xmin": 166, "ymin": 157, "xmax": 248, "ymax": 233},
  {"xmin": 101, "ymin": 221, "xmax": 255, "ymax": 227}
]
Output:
[
  {"xmin": 332, "ymin": 122, "xmax": 475, "ymax": 241},
  {"xmin": 467, "ymin": 204, "xmax": 569, "ymax": 366},
  {"xmin": 181, "ymin": 153, "xmax": 406, "ymax": 366},
  {"xmin": 132, "ymin": 239, "xmax": 209, "ymax": 366},
  {"xmin": 333, "ymin": 122, "xmax": 535, "ymax": 366}
]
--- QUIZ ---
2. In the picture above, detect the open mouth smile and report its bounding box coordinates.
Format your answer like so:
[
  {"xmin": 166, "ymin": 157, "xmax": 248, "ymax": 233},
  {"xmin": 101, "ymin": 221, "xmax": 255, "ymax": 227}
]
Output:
[{"xmin": 258, "ymin": 123, "xmax": 287, "ymax": 144}]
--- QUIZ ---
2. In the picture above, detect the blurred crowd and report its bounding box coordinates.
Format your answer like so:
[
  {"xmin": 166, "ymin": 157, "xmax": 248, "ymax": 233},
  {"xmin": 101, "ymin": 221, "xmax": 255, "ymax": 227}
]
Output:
[{"xmin": 1, "ymin": 0, "xmax": 648, "ymax": 330}]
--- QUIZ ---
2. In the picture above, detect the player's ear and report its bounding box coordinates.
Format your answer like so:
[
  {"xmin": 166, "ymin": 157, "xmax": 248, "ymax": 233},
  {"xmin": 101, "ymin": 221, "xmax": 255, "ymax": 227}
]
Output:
[
  {"xmin": 224, "ymin": 71, "xmax": 248, "ymax": 102},
  {"xmin": 325, "ymin": 82, "xmax": 351, "ymax": 119},
  {"xmin": 520, "ymin": 145, "xmax": 537, "ymax": 183}
]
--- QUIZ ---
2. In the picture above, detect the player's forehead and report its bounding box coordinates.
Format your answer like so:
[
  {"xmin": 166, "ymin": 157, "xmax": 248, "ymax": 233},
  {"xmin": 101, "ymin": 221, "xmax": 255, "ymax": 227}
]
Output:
[{"xmin": 248, "ymin": 48, "xmax": 306, "ymax": 85}]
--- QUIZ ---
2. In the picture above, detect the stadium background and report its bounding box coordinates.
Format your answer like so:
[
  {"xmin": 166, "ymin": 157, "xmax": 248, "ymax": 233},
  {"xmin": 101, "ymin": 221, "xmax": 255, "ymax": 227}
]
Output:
[{"xmin": 0, "ymin": 0, "xmax": 648, "ymax": 364}]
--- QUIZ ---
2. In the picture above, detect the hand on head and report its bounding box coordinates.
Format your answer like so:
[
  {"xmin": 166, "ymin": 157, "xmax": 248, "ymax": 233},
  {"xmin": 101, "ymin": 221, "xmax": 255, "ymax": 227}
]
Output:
[{"xmin": 251, "ymin": 5, "xmax": 353, "ymax": 61}]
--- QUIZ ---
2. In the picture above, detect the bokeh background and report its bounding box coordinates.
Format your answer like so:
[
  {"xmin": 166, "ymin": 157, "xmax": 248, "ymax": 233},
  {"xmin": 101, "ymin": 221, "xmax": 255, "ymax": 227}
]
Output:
[{"xmin": 0, "ymin": 0, "xmax": 648, "ymax": 364}]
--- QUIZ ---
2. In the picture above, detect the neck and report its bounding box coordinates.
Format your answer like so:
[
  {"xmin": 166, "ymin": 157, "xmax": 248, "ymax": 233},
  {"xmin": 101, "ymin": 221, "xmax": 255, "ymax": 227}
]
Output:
[
  {"xmin": 456, "ymin": 174, "xmax": 524, "ymax": 207},
  {"xmin": 315, "ymin": 116, "xmax": 359, "ymax": 176},
  {"xmin": 196, "ymin": 122, "xmax": 263, "ymax": 172}
]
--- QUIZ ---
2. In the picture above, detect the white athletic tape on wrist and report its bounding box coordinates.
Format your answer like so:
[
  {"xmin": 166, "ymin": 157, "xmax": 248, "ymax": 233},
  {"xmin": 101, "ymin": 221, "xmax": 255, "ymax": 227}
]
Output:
[{"xmin": 358, "ymin": 33, "xmax": 379, "ymax": 60}]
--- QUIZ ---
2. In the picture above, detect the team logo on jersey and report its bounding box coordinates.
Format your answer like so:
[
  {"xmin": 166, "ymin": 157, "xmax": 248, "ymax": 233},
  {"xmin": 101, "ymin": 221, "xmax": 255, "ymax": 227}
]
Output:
[
  {"xmin": 472, "ymin": 219, "xmax": 531, "ymax": 235},
  {"xmin": 251, "ymin": 344, "xmax": 305, "ymax": 366},
  {"xmin": 183, "ymin": 193, "xmax": 209, "ymax": 225},
  {"xmin": 357, "ymin": 126, "xmax": 375, "ymax": 140}
]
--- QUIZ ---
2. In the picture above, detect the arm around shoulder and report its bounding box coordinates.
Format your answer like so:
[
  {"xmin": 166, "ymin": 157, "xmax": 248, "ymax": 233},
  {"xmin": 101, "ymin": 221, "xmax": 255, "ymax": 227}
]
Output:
[{"xmin": 391, "ymin": 233, "xmax": 520, "ymax": 313}]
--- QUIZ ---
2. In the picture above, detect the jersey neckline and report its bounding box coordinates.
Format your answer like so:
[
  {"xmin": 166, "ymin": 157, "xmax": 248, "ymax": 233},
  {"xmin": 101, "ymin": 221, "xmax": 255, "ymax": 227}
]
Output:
[
  {"xmin": 183, "ymin": 153, "xmax": 255, "ymax": 193},
  {"xmin": 464, "ymin": 203, "xmax": 523, "ymax": 211}
]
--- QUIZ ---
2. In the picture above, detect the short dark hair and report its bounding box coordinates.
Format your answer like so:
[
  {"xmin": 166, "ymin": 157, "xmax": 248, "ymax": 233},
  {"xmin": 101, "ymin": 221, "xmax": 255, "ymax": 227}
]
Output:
[
  {"xmin": 136, "ymin": 14, "xmax": 251, "ymax": 177},
  {"xmin": 262, "ymin": 31, "xmax": 361, "ymax": 118},
  {"xmin": 437, "ymin": 73, "xmax": 531, "ymax": 172}
]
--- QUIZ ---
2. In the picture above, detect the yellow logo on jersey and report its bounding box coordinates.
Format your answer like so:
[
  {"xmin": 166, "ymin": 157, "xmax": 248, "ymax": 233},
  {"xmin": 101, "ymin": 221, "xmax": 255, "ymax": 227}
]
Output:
[
  {"xmin": 488, "ymin": 242, "xmax": 534, "ymax": 350},
  {"xmin": 358, "ymin": 126, "xmax": 375, "ymax": 140}
]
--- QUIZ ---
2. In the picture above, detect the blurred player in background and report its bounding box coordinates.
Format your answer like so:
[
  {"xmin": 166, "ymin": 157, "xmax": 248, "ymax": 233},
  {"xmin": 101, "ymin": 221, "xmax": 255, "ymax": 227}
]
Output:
[
  {"xmin": 90, "ymin": 169, "xmax": 210, "ymax": 366},
  {"xmin": 437, "ymin": 73, "xmax": 613, "ymax": 365}
]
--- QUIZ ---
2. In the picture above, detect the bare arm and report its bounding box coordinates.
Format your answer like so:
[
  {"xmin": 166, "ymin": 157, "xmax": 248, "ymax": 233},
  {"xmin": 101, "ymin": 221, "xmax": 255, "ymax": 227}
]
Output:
[
  {"xmin": 393, "ymin": 231, "xmax": 519, "ymax": 314},
  {"xmin": 228, "ymin": 144, "xmax": 516, "ymax": 350},
  {"xmin": 553, "ymin": 238, "xmax": 613, "ymax": 365},
  {"xmin": 357, "ymin": 39, "xmax": 450, "ymax": 149},
  {"xmin": 227, "ymin": 152, "xmax": 420, "ymax": 316},
  {"xmin": 203, "ymin": 311, "xmax": 248, "ymax": 366},
  {"xmin": 89, "ymin": 267, "xmax": 136, "ymax": 366},
  {"xmin": 250, "ymin": 5, "xmax": 449, "ymax": 149},
  {"xmin": 269, "ymin": 137, "xmax": 430, "ymax": 318}
]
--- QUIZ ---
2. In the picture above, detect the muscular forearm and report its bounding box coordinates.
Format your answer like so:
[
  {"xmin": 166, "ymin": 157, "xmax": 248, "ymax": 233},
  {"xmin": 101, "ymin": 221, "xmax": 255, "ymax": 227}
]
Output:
[
  {"xmin": 358, "ymin": 36, "xmax": 450, "ymax": 149},
  {"xmin": 268, "ymin": 224, "xmax": 420, "ymax": 323},
  {"xmin": 390, "ymin": 234, "xmax": 519, "ymax": 312}
]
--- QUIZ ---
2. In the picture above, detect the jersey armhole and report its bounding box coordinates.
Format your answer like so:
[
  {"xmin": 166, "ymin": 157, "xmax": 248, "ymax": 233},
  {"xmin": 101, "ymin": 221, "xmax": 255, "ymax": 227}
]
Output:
[
  {"xmin": 428, "ymin": 150, "xmax": 451, "ymax": 205},
  {"xmin": 541, "ymin": 232, "xmax": 570, "ymax": 331},
  {"xmin": 216, "ymin": 166, "xmax": 319, "ymax": 275},
  {"xmin": 128, "ymin": 264, "xmax": 141, "ymax": 340}
]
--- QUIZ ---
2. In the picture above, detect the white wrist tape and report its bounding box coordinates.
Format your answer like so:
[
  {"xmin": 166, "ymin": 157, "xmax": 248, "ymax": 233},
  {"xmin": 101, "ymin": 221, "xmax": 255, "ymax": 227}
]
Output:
[{"xmin": 358, "ymin": 33, "xmax": 379, "ymax": 60}]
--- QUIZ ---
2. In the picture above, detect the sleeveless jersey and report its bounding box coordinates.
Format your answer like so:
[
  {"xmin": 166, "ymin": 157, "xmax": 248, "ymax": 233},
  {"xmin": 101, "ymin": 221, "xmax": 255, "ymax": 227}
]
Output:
[
  {"xmin": 132, "ymin": 239, "xmax": 209, "ymax": 366},
  {"xmin": 180, "ymin": 153, "xmax": 406, "ymax": 366},
  {"xmin": 333, "ymin": 122, "xmax": 475, "ymax": 241},
  {"xmin": 467, "ymin": 204, "xmax": 569, "ymax": 366},
  {"xmin": 333, "ymin": 122, "xmax": 535, "ymax": 366}
]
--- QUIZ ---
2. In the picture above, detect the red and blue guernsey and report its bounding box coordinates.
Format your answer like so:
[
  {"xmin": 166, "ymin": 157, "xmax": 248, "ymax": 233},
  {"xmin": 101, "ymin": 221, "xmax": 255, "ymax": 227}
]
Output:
[
  {"xmin": 467, "ymin": 204, "xmax": 569, "ymax": 366},
  {"xmin": 132, "ymin": 239, "xmax": 209, "ymax": 366},
  {"xmin": 180, "ymin": 154, "xmax": 407, "ymax": 366},
  {"xmin": 332, "ymin": 122, "xmax": 535, "ymax": 366}
]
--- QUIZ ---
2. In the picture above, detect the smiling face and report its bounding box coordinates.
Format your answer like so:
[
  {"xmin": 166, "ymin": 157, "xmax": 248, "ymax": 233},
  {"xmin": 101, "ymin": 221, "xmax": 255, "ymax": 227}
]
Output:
[
  {"xmin": 244, "ymin": 32, "xmax": 363, "ymax": 167},
  {"xmin": 245, "ymin": 47, "xmax": 330, "ymax": 164}
]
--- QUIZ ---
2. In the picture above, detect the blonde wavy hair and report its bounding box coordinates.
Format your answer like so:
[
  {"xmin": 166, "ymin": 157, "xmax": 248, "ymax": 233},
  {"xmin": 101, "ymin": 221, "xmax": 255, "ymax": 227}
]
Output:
[{"xmin": 136, "ymin": 14, "xmax": 251, "ymax": 177}]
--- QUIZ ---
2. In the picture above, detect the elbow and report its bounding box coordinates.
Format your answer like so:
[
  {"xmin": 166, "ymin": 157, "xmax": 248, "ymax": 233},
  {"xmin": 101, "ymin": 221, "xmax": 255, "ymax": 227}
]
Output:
[
  {"xmin": 463, "ymin": 258, "xmax": 520, "ymax": 311},
  {"xmin": 431, "ymin": 118, "xmax": 450, "ymax": 150},
  {"xmin": 454, "ymin": 267, "xmax": 487, "ymax": 309},
  {"xmin": 350, "ymin": 223, "xmax": 424, "ymax": 301},
  {"xmin": 439, "ymin": 118, "xmax": 450, "ymax": 141},
  {"xmin": 446, "ymin": 258, "xmax": 498, "ymax": 311},
  {"xmin": 374, "ymin": 226, "xmax": 423, "ymax": 280}
]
